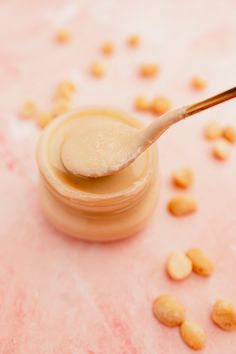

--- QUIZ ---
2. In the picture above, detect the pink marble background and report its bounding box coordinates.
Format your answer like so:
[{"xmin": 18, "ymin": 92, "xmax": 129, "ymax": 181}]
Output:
[{"xmin": 0, "ymin": 0, "xmax": 236, "ymax": 353}]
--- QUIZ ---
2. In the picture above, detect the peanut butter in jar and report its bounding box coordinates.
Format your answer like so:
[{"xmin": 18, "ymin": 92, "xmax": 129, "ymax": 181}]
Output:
[{"xmin": 37, "ymin": 107, "xmax": 159, "ymax": 241}]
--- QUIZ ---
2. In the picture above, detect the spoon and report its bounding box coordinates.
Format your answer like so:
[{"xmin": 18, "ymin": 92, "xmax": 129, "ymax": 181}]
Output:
[{"xmin": 61, "ymin": 87, "xmax": 236, "ymax": 178}]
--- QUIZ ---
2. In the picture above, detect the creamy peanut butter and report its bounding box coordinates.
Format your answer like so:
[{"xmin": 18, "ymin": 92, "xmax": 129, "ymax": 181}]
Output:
[{"xmin": 61, "ymin": 117, "xmax": 140, "ymax": 178}]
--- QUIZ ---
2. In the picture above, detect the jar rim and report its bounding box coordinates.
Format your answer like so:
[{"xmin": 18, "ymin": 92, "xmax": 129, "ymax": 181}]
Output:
[{"xmin": 37, "ymin": 106, "xmax": 156, "ymax": 205}]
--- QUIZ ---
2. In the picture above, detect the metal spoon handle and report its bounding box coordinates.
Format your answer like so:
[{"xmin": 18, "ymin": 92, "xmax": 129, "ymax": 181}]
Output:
[{"xmin": 186, "ymin": 86, "xmax": 236, "ymax": 116}]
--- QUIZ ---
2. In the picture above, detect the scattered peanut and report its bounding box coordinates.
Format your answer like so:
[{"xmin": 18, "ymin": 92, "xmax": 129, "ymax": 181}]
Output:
[
  {"xmin": 55, "ymin": 29, "xmax": 71, "ymax": 44},
  {"xmin": 127, "ymin": 35, "xmax": 140, "ymax": 47},
  {"xmin": 52, "ymin": 98, "xmax": 71, "ymax": 117},
  {"xmin": 57, "ymin": 81, "xmax": 76, "ymax": 93},
  {"xmin": 151, "ymin": 96, "xmax": 171, "ymax": 115},
  {"xmin": 212, "ymin": 300, "xmax": 236, "ymax": 330},
  {"xmin": 186, "ymin": 248, "xmax": 213, "ymax": 276},
  {"xmin": 90, "ymin": 62, "xmax": 104, "ymax": 78},
  {"xmin": 37, "ymin": 113, "xmax": 53, "ymax": 129},
  {"xmin": 139, "ymin": 64, "xmax": 159, "ymax": 78},
  {"xmin": 167, "ymin": 252, "xmax": 192, "ymax": 280},
  {"xmin": 54, "ymin": 81, "xmax": 76, "ymax": 99},
  {"xmin": 134, "ymin": 96, "xmax": 150, "ymax": 111},
  {"xmin": 212, "ymin": 140, "xmax": 230, "ymax": 160},
  {"xmin": 101, "ymin": 42, "xmax": 114, "ymax": 55},
  {"xmin": 19, "ymin": 101, "xmax": 38, "ymax": 119},
  {"xmin": 204, "ymin": 122, "xmax": 222, "ymax": 140},
  {"xmin": 19, "ymin": 80, "xmax": 76, "ymax": 127},
  {"xmin": 153, "ymin": 295, "xmax": 186, "ymax": 327},
  {"xmin": 180, "ymin": 320, "xmax": 206, "ymax": 350},
  {"xmin": 172, "ymin": 168, "xmax": 194, "ymax": 189},
  {"xmin": 191, "ymin": 77, "xmax": 206, "ymax": 91},
  {"xmin": 168, "ymin": 195, "xmax": 197, "ymax": 216},
  {"xmin": 222, "ymin": 126, "xmax": 236, "ymax": 144}
]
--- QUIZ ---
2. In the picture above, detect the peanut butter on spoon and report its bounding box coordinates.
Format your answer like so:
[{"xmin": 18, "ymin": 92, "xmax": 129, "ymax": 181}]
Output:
[{"xmin": 61, "ymin": 87, "xmax": 236, "ymax": 178}]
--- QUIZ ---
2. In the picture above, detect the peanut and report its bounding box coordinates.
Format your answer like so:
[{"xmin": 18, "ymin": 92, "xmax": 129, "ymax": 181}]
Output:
[
  {"xmin": 167, "ymin": 252, "xmax": 192, "ymax": 280},
  {"xmin": 153, "ymin": 295, "xmax": 185, "ymax": 327},
  {"xmin": 212, "ymin": 140, "xmax": 230, "ymax": 160},
  {"xmin": 180, "ymin": 320, "xmax": 206, "ymax": 350},
  {"xmin": 151, "ymin": 96, "xmax": 171, "ymax": 115},
  {"xmin": 19, "ymin": 101, "xmax": 38, "ymax": 119},
  {"xmin": 168, "ymin": 195, "xmax": 197, "ymax": 216},
  {"xmin": 134, "ymin": 96, "xmax": 150, "ymax": 111},
  {"xmin": 172, "ymin": 168, "xmax": 194, "ymax": 189},
  {"xmin": 55, "ymin": 29, "xmax": 71, "ymax": 43},
  {"xmin": 186, "ymin": 248, "xmax": 213, "ymax": 276},
  {"xmin": 139, "ymin": 64, "xmax": 159, "ymax": 78},
  {"xmin": 52, "ymin": 98, "xmax": 71, "ymax": 117},
  {"xmin": 212, "ymin": 300, "xmax": 236, "ymax": 330},
  {"xmin": 191, "ymin": 77, "xmax": 206, "ymax": 91},
  {"xmin": 90, "ymin": 62, "xmax": 104, "ymax": 78},
  {"xmin": 37, "ymin": 113, "xmax": 53, "ymax": 128},
  {"xmin": 222, "ymin": 126, "xmax": 236, "ymax": 144},
  {"xmin": 101, "ymin": 42, "xmax": 114, "ymax": 55},
  {"xmin": 127, "ymin": 35, "xmax": 140, "ymax": 47},
  {"xmin": 204, "ymin": 122, "xmax": 222, "ymax": 140}
]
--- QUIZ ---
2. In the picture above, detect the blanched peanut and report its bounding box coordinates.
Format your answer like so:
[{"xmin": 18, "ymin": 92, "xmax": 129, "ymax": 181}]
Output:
[
  {"xmin": 101, "ymin": 42, "xmax": 114, "ymax": 55},
  {"xmin": 153, "ymin": 295, "xmax": 185, "ymax": 327},
  {"xmin": 168, "ymin": 195, "xmax": 197, "ymax": 216},
  {"xmin": 172, "ymin": 168, "xmax": 194, "ymax": 189},
  {"xmin": 186, "ymin": 248, "xmax": 213, "ymax": 276},
  {"xmin": 212, "ymin": 140, "xmax": 230, "ymax": 160},
  {"xmin": 37, "ymin": 113, "xmax": 53, "ymax": 128},
  {"xmin": 127, "ymin": 34, "xmax": 140, "ymax": 47},
  {"xmin": 191, "ymin": 77, "xmax": 206, "ymax": 90},
  {"xmin": 151, "ymin": 96, "xmax": 171, "ymax": 115},
  {"xmin": 167, "ymin": 252, "xmax": 192, "ymax": 280},
  {"xmin": 56, "ymin": 81, "xmax": 76, "ymax": 93},
  {"xmin": 222, "ymin": 126, "xmax": 236, "ymax": 144},
  {"xmin": 19, "ymin": 101, "xmax": 38, "ymax": 119},
  {"xmin": 54, "ymin": 81, "xmax": 76, "ymax": 99},
  {"xmin": 204, "ymin": 122, "xmax": 222, "ymax": 140},
  {"xmin": 139, "ymin": 64, "xmax": 159, "ymax": 78},
  {"xmin": 52, "ymin": 99, "xmax": 71, "ymax": 117},
  {"xmin": 212, "ymin": 300, "xmax": 236, "ymax": 330},
  {"xmin": 180, "ymin": 320, "xmax": 206, "ymax": 350},
  {"xmin": 55, "ymin": 29, "xmax": 71, "ymax": 43},
  {"xmin": 134, "ymin": 96, "xmax": 150, "ymax": 111},
  {"xmin": 90, "ymin": 62, "xmax": 104, "ymax": 78}
]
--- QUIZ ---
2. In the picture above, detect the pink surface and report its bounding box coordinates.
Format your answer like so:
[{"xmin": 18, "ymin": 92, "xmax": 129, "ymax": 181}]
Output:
[{"xmin": 0, "ymin": 0, "xmax": 236, "ymax": 353}]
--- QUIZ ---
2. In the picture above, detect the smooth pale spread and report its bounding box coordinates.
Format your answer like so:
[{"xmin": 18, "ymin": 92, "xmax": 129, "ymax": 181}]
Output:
[{"xmin": 60, "ymin": 117, "xmax": 140, "ymax": 178}]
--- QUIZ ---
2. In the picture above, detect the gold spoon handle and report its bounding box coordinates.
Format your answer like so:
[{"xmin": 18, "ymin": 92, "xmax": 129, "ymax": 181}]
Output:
[
  {"xmin": 186, "ymin": 86, "xmax": 236, "ymax": 116},
  {"xmin": 142, "ymin": 86, "xmax": 236, "ymax": 147}
]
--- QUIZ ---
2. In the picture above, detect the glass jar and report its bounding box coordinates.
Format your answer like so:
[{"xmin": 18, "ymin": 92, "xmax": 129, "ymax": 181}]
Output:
[{"xmin": 37, "ymin": 107, "xmax": 160, "ymax": 242}]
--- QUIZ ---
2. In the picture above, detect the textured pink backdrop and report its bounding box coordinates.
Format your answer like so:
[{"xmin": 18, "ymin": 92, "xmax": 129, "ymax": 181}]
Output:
[{"xmin": 0, "ymin": 0, "xmax": 236, "ymax": 353}]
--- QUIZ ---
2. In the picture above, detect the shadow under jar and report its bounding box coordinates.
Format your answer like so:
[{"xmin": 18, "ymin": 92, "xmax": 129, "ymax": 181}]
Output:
[{"xmin": 37, "ymin": 107, "xmax": 160, "ymax": 242}]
